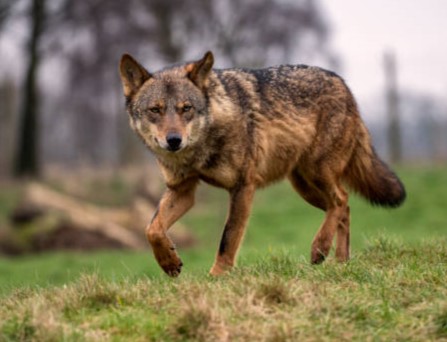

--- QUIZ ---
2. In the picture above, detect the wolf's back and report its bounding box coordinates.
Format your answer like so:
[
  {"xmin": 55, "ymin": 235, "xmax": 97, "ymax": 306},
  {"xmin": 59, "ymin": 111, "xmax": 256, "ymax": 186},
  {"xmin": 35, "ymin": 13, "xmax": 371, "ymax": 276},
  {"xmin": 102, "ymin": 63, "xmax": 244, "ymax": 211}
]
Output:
[{"xmin": 343, "ymin": 124, "xmax": 406, "ymax": 208}]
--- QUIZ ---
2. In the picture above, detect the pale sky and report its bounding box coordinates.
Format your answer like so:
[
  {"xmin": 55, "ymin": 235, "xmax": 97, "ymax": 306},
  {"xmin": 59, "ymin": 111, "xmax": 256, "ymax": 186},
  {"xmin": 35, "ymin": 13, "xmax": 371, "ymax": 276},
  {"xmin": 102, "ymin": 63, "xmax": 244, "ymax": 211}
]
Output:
[{"xmin": 320, "ymin": 0, "xmax": 447, "ymax": 104}]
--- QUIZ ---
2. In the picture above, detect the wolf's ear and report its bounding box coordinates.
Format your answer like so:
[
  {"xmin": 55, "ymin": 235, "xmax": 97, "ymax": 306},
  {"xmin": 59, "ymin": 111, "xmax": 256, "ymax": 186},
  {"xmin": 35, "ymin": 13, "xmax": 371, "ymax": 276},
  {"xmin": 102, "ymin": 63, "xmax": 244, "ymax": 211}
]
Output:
[
  {"xmin": 187, "ymin": 51, "xmax": 214, "ymax": 90},
  {"xmin": 119, "ymin": 54, "xmax": 151, "ymax": 98}
]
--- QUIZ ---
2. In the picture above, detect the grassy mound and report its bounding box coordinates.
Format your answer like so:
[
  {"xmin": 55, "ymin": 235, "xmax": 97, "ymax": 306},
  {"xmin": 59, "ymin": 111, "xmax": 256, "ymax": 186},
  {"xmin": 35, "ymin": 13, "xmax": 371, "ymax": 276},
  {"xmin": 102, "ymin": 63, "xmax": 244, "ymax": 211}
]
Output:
[{"xmin": 1, "ymin": 237, "xmax": 446, "ymax": 341}]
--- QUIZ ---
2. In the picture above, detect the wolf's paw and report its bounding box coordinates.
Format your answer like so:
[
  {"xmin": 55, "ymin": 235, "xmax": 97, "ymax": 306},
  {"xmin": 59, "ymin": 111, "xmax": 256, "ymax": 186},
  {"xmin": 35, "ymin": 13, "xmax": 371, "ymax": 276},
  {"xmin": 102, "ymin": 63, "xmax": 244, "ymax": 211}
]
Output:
[
  {"xmin": 161, "ymin": 259, "xmax": 183, "ymax": 277},
  {"xmin": 311, "ymin": 239, "xmax": 331, "ymax": 265},
  {"xmin": 154, "ymin": 247, "xmax": 183, "ymax": 277},
  {"xmin": 209, "ymin": 262, "xmax": 232, "ymax": 276},
  {"xmin": 311, "ymin": 250, "xmax": 326, "ymax": 264}
]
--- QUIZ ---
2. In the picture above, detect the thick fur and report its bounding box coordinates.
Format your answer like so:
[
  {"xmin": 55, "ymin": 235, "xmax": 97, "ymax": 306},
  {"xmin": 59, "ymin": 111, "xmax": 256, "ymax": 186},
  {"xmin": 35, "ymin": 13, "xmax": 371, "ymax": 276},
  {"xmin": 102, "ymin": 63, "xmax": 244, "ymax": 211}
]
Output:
[{"xmin": 119, "ymin": 51, "xmax": 406, "ymax": 277}]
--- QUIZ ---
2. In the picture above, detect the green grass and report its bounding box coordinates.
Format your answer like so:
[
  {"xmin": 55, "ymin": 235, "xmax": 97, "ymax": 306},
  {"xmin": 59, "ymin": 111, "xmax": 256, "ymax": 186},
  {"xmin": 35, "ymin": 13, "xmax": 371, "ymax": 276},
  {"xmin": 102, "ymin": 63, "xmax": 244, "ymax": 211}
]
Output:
[
  {"xmin": 0, "ymin": 237, "xmax": 446, "ymax": 341},
  {"xmin": 0, "ymin": 166, "xmax": 446, "ymax": 340}
]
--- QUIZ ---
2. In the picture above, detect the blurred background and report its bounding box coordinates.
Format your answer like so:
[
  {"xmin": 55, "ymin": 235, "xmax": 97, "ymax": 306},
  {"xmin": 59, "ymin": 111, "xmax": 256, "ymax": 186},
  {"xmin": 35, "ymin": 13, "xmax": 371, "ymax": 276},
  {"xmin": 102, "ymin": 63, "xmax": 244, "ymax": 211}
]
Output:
[
  {"xmin": 1, "ymin": 0, "xmax": 446, "ymax": 173},
  {"xmin": 0, "ymin": 0, "xmax": 446, "ymax": 290}
]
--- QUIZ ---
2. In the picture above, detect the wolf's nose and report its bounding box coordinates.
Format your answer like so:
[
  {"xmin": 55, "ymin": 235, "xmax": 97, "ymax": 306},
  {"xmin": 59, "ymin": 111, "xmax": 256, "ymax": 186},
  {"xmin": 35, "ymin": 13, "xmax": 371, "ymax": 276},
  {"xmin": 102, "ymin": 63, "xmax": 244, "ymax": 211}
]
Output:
[{"xmin": 166, "ymin": 133, "xmax": 182, "ymax": 151}]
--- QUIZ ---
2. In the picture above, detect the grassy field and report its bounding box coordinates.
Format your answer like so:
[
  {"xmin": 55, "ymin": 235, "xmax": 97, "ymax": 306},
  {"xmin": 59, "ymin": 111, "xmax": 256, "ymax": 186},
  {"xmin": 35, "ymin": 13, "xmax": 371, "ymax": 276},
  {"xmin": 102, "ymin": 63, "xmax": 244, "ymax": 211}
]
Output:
[
  {"xmin": 0, "ymin": 238, "xmax": 446, "ymax": 341},
  {"xmin": 0, "ymin": 166, "xmax": 446, "ymax": 340}
]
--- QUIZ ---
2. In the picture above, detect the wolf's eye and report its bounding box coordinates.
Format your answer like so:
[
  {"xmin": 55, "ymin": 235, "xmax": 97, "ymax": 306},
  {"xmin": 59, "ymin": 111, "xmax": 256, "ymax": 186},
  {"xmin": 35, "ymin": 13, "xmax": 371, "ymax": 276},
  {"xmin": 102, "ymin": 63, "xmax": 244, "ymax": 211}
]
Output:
[
  {"xmin": 149, "ymin": 107, "xmax": 160, "ymax": 114},
  {"xmin": 182, "ymin": 105, "xmax": 192, "ymax": 113}
]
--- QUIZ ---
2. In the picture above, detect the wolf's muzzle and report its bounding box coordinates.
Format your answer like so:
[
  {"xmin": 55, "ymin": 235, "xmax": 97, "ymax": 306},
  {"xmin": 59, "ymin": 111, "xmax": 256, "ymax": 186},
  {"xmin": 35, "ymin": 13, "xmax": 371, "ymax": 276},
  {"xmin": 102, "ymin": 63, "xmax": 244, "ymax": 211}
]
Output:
[{"xmin": 166, "ymin": 133, "xmax": 182, "ymax": 152}]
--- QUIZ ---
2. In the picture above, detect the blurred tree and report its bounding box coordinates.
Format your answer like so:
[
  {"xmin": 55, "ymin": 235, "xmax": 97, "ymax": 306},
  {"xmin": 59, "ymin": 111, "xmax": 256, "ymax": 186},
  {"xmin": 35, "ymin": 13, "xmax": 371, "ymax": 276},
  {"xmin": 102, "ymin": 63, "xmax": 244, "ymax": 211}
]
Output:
[
  {"xmin": 15, "ymin": 0, "xmax": 45, "ymax": 177},
  {"xmin": 0, "ymin": 0, "xmax": 12, "ymax": 30},
  {"xmin": 384, "ymin": 51, "xmax": 402, "ymax": 164},
  {"xmin": 14, "ymin": 0, "xmax": 46, "ymax": 177},
  {"xmin": 0, "ymin": 78, "xmax": 17, "ymax": 178},
  {"xmin": 169, "ymin": 0, "xmax": 330, "ymax": 67}
]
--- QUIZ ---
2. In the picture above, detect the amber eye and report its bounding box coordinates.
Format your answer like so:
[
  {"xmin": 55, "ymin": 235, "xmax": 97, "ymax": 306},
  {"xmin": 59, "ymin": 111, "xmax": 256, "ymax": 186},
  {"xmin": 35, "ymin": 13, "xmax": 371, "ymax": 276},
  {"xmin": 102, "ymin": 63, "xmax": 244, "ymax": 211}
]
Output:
[
  {"xmin": 149, "ymin": 107, "xmax": 160, "ymax": 113},
  {"xmin": 182, "ymin": 105, "xmax": 192, "ymax": 112}
]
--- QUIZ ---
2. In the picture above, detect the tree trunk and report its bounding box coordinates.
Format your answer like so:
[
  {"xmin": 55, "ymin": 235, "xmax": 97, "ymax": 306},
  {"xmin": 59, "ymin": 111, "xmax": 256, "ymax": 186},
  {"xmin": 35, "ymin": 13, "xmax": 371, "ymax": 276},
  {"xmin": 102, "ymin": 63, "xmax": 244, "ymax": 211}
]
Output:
[
  {"xmin": 384, "ymin": 51, "xmax": 402, "ymax": 164},
  {"xmin": 14, "ymin": 0, "xmax": 45, "ymax": 177},
  {"xmin": 0, "ymin": 78, "xmax": 17, "ymax": 178}
]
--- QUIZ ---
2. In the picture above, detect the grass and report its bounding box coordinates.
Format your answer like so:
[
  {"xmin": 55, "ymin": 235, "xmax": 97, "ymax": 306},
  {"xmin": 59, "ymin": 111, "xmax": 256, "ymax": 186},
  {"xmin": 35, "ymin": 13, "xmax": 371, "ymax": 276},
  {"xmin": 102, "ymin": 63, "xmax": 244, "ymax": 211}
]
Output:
[
  {"xmin": 0, "ymin": 165, "xmax": 446, "ymax": 340},
  {"xmin": 0, "ymin": 237, "xmax": 446, "ymax": 341}
]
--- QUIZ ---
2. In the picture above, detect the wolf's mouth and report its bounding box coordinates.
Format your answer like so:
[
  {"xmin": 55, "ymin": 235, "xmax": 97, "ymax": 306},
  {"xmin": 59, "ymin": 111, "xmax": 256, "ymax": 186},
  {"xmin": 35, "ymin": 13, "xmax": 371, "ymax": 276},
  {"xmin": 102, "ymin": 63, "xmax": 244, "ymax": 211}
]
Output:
[{"xmin": 166, "ymin": 145, "xmax": 181, "ymax": 152}]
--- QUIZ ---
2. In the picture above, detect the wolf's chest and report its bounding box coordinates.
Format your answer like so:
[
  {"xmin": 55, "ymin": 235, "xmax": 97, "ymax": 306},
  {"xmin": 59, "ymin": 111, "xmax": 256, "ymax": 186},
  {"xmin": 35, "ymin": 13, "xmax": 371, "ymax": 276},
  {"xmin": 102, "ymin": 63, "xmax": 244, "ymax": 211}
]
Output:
[{"xmin": 196, "ymin": 163, "xmax": 239, "ymax": 189}]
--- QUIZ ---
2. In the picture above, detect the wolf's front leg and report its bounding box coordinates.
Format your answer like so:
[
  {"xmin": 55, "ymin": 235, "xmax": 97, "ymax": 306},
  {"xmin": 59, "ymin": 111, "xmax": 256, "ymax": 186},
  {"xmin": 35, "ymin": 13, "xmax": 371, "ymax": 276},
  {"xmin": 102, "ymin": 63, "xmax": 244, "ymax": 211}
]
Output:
[
  {"xmin": 210, "ymin": 183, "xmax": 256, "ymax": 276},
  {"xmin": 146, "ymin": 178, "xmax": 198, "ymax": 277}
]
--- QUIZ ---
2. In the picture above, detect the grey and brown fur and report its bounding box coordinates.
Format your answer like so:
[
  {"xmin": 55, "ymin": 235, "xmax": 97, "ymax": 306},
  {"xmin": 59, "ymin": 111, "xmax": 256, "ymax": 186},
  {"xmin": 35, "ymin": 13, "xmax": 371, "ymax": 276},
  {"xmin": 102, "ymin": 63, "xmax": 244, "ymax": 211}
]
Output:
[{"xmin": 119, "ymin": 51, "xmax": 406, "ymax": 277}]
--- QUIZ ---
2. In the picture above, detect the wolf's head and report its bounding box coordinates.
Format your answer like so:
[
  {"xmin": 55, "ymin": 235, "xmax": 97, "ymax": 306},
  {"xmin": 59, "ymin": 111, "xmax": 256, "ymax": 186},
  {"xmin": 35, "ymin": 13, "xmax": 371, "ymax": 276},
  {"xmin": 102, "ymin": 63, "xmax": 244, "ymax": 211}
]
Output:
[{"xmin": 119, "ymin": 51, "xmax": 214, "ymax": 155}]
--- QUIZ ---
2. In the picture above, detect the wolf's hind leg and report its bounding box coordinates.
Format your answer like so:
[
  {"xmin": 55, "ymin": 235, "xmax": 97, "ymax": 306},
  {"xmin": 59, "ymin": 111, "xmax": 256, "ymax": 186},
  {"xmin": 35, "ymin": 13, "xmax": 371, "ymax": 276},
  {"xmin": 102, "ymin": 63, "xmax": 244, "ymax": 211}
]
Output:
[
  {"xmin": 288, "ymin": 171, "xmax": 327, "ymax": 211},
  {"xmin": 289, "ymin": 169, "xmax": 350, "ymax": 264},
  {"xmin": 147, "ymin": 178, "xmax": 198, "ymax": 277},
  {"xmin": 309, "ymin": 179, "xmax": 349, "ymax": 264}
]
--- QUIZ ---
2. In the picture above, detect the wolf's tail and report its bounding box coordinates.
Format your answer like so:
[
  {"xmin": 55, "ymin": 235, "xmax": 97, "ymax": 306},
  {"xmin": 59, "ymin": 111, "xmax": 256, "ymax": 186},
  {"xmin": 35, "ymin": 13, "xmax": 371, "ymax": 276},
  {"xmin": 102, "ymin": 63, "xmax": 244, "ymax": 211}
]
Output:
[{"xmin": 343, "ymin": 125, "xmax": 406, "ymax": 208}]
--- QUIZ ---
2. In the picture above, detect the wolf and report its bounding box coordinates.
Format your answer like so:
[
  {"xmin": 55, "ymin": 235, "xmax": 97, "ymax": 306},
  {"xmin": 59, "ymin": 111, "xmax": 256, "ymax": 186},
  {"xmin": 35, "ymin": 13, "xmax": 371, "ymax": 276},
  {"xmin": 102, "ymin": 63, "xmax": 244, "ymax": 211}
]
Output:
[{"xmin": 118, "ymin": 51, "xmax": 406, "ymax": 277}]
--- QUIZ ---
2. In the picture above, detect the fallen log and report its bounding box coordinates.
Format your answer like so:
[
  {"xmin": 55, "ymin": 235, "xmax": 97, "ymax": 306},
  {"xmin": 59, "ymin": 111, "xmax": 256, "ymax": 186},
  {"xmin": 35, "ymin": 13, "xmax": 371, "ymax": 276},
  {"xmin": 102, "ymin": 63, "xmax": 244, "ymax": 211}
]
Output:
[
  {"xmin": 14, "ymin": 182, "xmax": 146, "ymax": 249},
  {"xmin": 5, "ymin": 182, "xmax": 195, "ymax": 254}
]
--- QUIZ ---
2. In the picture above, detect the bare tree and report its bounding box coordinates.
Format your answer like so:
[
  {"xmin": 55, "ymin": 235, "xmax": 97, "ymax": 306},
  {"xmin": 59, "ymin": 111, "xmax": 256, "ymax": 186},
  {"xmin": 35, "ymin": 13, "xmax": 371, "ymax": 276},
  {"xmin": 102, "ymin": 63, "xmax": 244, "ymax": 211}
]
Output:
[
  {"xmin": 14, "ymin": 0, "xmax": 46, "ymax": 177},
  {"xmin": 0, "ymin": 0, "xmax": 11, "ymax": 30},
  {"xmin": 0, "ymin": 78, "xmax": 17, "ymax": 178},
  {"xmin": 171, "ymin": 0, "xmax": 330, "ymax": 67},
  {"xmin": 384, "ymin": 51, "xmax": 402, "ymax": 164}
]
